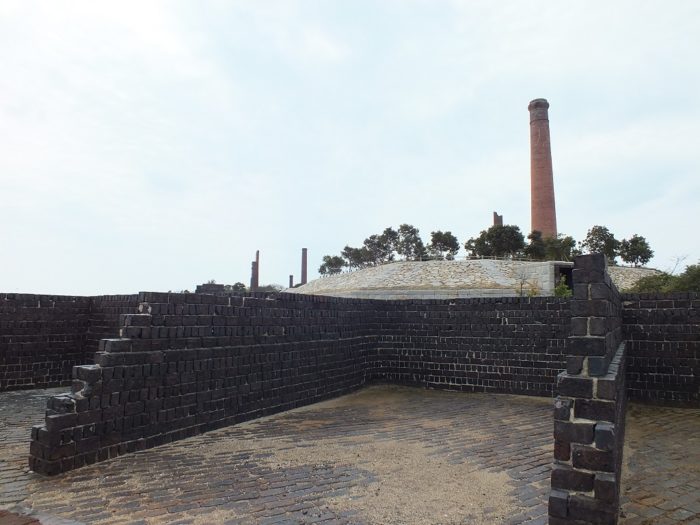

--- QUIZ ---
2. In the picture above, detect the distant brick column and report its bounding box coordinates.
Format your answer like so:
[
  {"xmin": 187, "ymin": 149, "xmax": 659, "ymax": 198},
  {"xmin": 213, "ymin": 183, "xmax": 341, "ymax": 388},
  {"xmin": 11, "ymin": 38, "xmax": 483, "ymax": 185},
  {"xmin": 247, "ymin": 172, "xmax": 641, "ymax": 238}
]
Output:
[
  {"xmin": 301, "ymin": 248, "xmax": 308, "ymax": 285},
  {"xmin": 529, "ymin": 98, "xmax": 557, "ymax": 238},
  {"xmin": 250, "ymin": 261, "xmax": 258, "ymax": 291},
  {"xmin": 549, "ymin": 254, "xmax": 627, "ymax": 525}
]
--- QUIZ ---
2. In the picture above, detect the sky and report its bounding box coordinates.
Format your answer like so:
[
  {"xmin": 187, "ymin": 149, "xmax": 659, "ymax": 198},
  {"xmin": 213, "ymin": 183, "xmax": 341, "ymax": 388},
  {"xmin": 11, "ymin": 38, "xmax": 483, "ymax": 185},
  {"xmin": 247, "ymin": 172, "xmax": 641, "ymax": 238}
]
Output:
[{"xmin": 1, "ymin": 1, "xmax": 699, "ymax": 295}]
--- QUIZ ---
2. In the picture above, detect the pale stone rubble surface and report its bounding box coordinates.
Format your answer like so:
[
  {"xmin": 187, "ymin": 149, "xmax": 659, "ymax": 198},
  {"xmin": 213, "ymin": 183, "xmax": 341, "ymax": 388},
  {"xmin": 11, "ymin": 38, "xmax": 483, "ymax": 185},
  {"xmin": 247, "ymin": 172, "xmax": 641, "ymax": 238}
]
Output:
[
  {"xmin": 288, "ymin": 260, "xmax": 660, "ymax": 299},
  {"xmin": 607, "ymin": 265, "xmax": 662, "ymax": 292}
]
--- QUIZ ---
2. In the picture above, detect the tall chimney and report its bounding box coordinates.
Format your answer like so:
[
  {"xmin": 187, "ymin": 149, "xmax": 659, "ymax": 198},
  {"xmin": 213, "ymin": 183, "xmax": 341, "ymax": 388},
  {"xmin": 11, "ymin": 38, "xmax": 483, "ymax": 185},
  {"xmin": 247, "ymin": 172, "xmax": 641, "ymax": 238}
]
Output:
[
  {"xmin": 301, "ymin": 248, "xmax": 308, "ymax": 285},
  {"xmin": 250, "ymin": 261, "xmax": 258, "ymax": 291},
  {"xmin": 255, "ymin": 250, "xmax": 260, "ymax": 290},
  {"xmin": 528, "ymin": 98, "xmax": 557, "ymax": 238},
  {"xmin": 289, "ymin": 275, "xmax": 294, "ymax": 288}
]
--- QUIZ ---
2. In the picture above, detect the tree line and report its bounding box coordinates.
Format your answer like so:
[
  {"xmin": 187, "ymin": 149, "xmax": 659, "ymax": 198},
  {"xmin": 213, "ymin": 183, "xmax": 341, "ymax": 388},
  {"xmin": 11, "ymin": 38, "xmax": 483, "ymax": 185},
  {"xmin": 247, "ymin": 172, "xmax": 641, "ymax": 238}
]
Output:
[{"xmin": 319, "ymin": 224, "xmax": 654, "ymax": 275}]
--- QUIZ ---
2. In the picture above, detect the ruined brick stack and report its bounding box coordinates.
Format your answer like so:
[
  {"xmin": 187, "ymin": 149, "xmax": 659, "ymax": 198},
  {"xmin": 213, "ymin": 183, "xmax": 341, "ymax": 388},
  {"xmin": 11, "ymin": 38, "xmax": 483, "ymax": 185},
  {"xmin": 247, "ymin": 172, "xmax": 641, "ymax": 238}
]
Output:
[
  {"xmin": 27, "ymin": 292, "xmax": 571, "ymax": 475},
  {"xmin": 549, "ymin": 254, "xmax": 627, "ymax": 525}
]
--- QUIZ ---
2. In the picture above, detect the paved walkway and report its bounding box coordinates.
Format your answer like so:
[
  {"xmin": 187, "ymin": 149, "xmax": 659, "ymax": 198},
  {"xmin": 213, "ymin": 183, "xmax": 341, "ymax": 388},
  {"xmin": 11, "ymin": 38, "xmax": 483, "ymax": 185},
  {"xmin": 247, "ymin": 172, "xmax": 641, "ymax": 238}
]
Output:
[
  {"xmin": 620, "ymin": 404, "xmax": 700, "ymax": 525},
  {"xmin": 1, "ymin": 386, "xmax": 698, "ymax": 524}
]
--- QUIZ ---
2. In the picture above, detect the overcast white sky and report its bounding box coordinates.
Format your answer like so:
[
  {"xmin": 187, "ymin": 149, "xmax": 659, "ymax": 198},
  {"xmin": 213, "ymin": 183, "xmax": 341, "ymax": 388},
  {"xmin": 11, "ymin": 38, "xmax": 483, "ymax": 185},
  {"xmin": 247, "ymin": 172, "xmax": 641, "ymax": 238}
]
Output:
[{"xmin": 1, "ymin": 1, "xmax": 699, "ymax": 295}]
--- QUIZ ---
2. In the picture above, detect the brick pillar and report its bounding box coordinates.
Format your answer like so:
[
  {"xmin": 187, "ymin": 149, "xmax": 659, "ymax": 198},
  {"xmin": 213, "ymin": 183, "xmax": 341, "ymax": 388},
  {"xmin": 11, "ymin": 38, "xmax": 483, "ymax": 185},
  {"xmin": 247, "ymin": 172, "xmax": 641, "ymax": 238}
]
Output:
[
  {"xmin": 493, "ymin": 211, "xmax": 503, "ymax": 227},
  {"xmin": 550, "ymin": 254, "xmax": 627, "ymax": 525},
  {"xmin": 529, "ymin": 98, "xmax": 557, "ymax": 238},
  {"xmin": 255, "ymin": 250, "xmax": 260, "ymax": 288},
  {"xmin": 250, "ymin": 261, "xmax": 258, "ymax": 292},
  {"xmin": 301, "ymin": 248, "xmax": 308, "ymax": 285}
]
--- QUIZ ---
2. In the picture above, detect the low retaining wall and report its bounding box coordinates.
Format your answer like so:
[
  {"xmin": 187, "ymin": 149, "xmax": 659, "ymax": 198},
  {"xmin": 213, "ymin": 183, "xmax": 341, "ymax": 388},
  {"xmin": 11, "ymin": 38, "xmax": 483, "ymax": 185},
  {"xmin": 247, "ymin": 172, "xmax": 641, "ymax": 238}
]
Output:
[
  {"xmin": 622, "ymin": 292, "xmax": 699, "ymax": 407},
  {"xmin": 0, "ymin": 294, "xmax": 139, "ymax": 391}
]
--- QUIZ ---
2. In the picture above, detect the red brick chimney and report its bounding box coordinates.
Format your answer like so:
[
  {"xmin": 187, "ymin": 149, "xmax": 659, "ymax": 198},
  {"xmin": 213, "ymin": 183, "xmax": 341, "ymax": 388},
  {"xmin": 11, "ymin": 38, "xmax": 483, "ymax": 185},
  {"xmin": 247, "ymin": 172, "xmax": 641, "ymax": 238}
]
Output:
[{"xmin": 528, "ymin": 98, "xmax": 557, "ymax": 238}]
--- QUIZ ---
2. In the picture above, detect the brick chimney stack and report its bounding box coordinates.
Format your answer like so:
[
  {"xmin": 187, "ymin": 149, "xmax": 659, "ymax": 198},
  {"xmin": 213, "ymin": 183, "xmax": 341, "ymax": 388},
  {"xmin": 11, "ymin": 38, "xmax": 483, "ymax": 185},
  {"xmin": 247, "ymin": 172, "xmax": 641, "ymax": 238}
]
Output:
[
  {"xmin": 493, "ymin": 211, "xmax": 503, "ymax": 227},
  {"xmin": 250, "ymin": 250, "xmax": 260, "ymax": 291},
  {"xmin": 301, "ymin": 248, "xmax": 308, "ymax": 285},
  {"xmin": 528, "ymin": 98, "xmax": 557, "ymax": 238}
]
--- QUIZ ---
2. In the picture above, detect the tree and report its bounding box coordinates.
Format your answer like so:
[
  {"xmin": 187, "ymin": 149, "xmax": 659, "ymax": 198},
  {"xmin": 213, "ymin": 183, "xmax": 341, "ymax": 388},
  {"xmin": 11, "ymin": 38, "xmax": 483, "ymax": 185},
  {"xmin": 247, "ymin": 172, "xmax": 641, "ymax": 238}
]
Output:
[
  {"xmin": 224, "ymin": 282, "xmax": 246, "ymax": 292},
  {"xmin": 363, "ymin": 228, "xmax": 397, "ymax": 265},
  {"xmin": 427, "ymin": 231, "xmax": 460, "ymax": 260},
  {"xmin": 544, "ymin": 235, "xmax": 578, "ymax": 261},
  {"xmin": 341, "ymin": 245, "xmax": 373, "ymax": 270},
  {"xmin": 464, "ymin": 225, "xmax": 525, "ymax": 258},
  {"xmin": 257, "ymin": 284, "xmax": 283, "ymax": 293},
  {"xmin": 581, "ymin": 226, "xmax": 619, "ymax": 264},
  {"xmin": 628, "ymin": 263, "xmax": 700, "ymax": 293},
  {"xmin": 629, "ymin": 273, "xmax": 674, "ymax": 293},
  {"xmin": 619, "ymin": 234, "xmax": 654, "ymax": 267},
  {"xmin": 396, "ymin": 224, "xmax": 426, "ymax": 260},
  {"xmin": 673, "ymin": 263, "xmax": 700, "ymax": 292},
  {"xmin": 319, "ymin": 255, "xmax": 346, "ymax": 276},
  {"xmin": 524, "ymin": 231, "xmax": 546, "ymax": 260}
]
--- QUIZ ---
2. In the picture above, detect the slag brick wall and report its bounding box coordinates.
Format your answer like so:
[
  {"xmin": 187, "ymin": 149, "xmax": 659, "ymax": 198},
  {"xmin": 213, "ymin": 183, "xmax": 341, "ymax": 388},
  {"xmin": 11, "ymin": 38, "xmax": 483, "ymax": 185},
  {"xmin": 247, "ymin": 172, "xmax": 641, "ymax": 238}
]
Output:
[
  {"xmin": 85, "ymin": 295, "xmax": 141, "ymax": 356},
  {"xmin": 622, "ymin": 292, "xmax": 700, "ymax": 406},
  {"xmin": 0, "ymin": 294, "xmax": 139, "ymax": 391},
  {"xmin": 1, "ymin": 294, "xmax": 92, "ymax": 391},
  {"xmin": 372, "ymin": 297, "xmax": 570, "ymax": 396},
  {"xmin": 28, "ymin": 292, "xmax": 570, "ymax": 475}
]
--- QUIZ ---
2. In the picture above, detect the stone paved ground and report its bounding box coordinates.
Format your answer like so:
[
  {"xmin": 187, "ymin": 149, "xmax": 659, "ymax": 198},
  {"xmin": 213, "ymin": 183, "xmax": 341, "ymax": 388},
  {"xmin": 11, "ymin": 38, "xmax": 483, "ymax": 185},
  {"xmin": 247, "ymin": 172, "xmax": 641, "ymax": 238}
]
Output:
[
  {"xmin": 1, "ymin": 387, "xmax": 698, "ymax": 525},
  {"xmin": 2, "ymin": 386, "xmax": 553, "ymax": 525},
  {"xmin": 620, "ymin": 404, "xmax": 700, "ymax": 525}
]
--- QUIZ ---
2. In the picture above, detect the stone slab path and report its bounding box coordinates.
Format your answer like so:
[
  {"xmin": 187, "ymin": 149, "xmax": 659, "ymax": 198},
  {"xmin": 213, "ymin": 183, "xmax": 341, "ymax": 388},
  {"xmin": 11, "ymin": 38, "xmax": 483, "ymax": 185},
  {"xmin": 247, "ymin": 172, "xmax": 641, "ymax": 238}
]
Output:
[
  {"xmin": 620, "ymin": 404, "xmax": 700, "ymax": 525},
  {"xmin": 1, "ymin": 386, "xmax": 698, "ymax": 524}
]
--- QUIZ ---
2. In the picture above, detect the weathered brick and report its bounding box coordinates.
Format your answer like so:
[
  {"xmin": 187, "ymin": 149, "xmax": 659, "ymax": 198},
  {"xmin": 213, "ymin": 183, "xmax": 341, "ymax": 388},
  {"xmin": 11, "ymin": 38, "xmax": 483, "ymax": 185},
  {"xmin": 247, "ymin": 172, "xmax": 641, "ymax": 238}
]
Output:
[
  {"xmin": 549, "ymin": 489, "xmax": 569, "ymax": 518},
  {"xmin": 557, "ymin": 375, "xmax": 593, "ymax": 398},
  {"xmin": 554, "ymin": 421, "xmax": 595, "ymax": 444},
  {"xmin": 594, "ymin": 472, "xmax": 617, "ymax": 504},
  {"xmin": 575, "ymin": 399, "xmax": 616, "ymax": 422},
  {"xmin": 572, "ymin": 445, "xmax": 614, "ymax": 472},
  {"xmin": 568, "ymin": 494, "xmax": 616, "ymax": 525},
  {"xmin": 551, "ymin": 464, "xmax": 594, "ymax": 492},
  {"xmin": 594, "ymin": 422, "xmax": 616, "ymax": 451}
]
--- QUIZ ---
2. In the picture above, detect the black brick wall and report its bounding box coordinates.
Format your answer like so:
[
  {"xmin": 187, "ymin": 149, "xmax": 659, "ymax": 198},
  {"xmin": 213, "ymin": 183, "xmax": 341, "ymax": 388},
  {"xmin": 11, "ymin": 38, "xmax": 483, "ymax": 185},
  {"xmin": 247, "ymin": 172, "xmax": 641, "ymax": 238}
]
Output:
[
  {"xmin": 86, "ymin": 295, "xmax": 140, "ymax": 355},
  {"xmin": 0, "ymin": 294, "xmax": 139, "ymax": 391},
  {"xmin": 622, "ymin": 292, "xmax": 700, "ymax": 407},
  {"xmin": 0, "ymin": 294, "xmax": 92, "ymax": 390},
  {"xmin": 27, "ymin": 292, "xmax": 572, "ymax": 475},
  {"xmin": 370, "ymin": 297, "xmax": 570, "ymax": 396}
]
